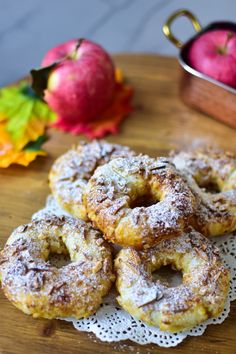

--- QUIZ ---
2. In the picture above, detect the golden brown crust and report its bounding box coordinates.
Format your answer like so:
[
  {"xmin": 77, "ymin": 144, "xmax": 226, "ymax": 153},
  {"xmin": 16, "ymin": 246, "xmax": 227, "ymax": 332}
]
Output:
[
  {"xmin": 0, "ymin": 216, "xmax": 114, "ymax": 319},
  {"xmin": 171, "ymin": 147, "xmax": 236, "ymax": 236},
  {"xmin": 115, "ymin": 229, "xmax": 230, "ymax": 332},
  {"xmin": 49, "ymin": 140, "xmax": 135, "ymax": 220},
  {"xmin": 85, "ymin": 155, "xmax": 197, "ymax": 249}
]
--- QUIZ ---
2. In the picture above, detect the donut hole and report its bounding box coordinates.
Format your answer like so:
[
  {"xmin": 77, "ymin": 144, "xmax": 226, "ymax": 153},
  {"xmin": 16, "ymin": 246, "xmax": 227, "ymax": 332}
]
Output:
[
  {"xmin": 130, "ymin": 192, "xmax": 159, "ymax": 209},
  {"xmin": 48, "ymin": 249, "xmax": 71, "ymax": 268},
  {"xmin": 152, "ymin": 265, "xmax": 183, "ymax": 287},
  {"xmin": 194, "ymin": 178, "xmax": 220, "ymax": 194},
  {"xmin": 200, "ymin": 182, "xmax": 220, "ymax": 194}
]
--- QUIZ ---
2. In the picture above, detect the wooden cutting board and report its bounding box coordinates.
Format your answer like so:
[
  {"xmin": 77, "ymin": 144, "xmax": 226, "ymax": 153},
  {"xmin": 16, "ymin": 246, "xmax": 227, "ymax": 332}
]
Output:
[{"xmin": 0, "ymin": 54, "xmax": 235, "ymax": 354}]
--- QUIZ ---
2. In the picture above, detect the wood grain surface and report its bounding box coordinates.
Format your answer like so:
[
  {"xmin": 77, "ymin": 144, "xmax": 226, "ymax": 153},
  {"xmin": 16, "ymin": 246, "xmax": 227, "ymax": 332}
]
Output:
[{"xmin": 0, "ymin": 54, "xmax": 235, "ymax": 354}]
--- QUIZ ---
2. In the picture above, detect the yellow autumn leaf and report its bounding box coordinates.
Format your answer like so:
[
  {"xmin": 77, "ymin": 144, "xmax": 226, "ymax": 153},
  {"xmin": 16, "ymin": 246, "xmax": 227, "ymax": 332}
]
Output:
[
  {"xmin": 115, "ymin": 68, "xmax": 123, "ymax": 84},
  {"xmin": 0, "ymin": 112, "xmax": 7, "ymax": 122},
  {"xmin": 0, "ymin": 122, "xmax": 46, "ymax": 168},
  {"xmin": 0, "ymin": 122, "xmax": 11, "ymax": 146},
  {"xmin": 13, "ymin": 117, "xmax": 46, "ymax": 150},
  {"xmin": 0, "ymin": 148, "xmax": 46, "ymax": 168}
]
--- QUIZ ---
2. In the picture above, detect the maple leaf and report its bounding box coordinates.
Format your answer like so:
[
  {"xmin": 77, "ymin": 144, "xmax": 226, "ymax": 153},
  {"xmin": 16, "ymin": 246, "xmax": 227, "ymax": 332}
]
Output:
[
  {"xmin": 0, "ymin": 82, "xmax": 56, "ymax": 150},
  {"xmin": 0, "ymin": 122, "xmax": 46, "ymax": 168},
  {"xmin": 0, "ymin": 148, "xmax": 46, "ymax": 168}
]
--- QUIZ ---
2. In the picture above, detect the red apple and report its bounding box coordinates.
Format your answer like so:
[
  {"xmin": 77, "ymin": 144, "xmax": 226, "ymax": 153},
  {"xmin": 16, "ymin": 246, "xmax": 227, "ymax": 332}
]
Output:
[
  {"xmin": 41, "ymin": 39, "xmax": 116, "ymax": 123},
  {"xmin": 188, "ymin": 29, "xmax": 236, "ymax": 88}
]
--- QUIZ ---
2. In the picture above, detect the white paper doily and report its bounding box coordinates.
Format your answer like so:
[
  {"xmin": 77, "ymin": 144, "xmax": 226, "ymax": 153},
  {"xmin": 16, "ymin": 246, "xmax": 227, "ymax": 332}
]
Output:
[{"xmin": 32, "ymin": 196, "xmax": 236, "ymax": 348}]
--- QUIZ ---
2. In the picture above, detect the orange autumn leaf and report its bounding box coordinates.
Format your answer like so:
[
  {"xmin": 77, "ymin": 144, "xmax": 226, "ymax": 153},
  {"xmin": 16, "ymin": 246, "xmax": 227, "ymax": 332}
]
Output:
[{"xmin": 52, "ymin": 68, "xmax": 134, "ymax": 138}]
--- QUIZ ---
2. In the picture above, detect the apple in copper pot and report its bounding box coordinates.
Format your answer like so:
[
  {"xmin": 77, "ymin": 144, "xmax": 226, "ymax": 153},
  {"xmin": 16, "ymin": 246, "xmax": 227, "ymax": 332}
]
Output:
[
  {"xmin": 188, "ymin": 29, "xmax": 236, "ymax": 88},
  {"xmin": 40, "ymin": 39, "xmax": 116, "ymax": 123}
]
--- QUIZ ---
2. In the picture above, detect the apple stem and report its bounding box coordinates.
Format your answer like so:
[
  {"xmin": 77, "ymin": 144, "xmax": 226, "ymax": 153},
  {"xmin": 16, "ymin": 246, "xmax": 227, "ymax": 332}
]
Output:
[
  {"xmin": 75, "ymin": 38, "xmax": 84, "ymax": 52},
  {"xmin": 224, "ymin": 31, "xmax": 233, "ymax": 49},
  {"xmin": 68, "ymin": 38, "xmax": 84, "ymax": 60},
  {"xmin": 218, "ymin": 31, "xmax": 233, "ymax": 54}
]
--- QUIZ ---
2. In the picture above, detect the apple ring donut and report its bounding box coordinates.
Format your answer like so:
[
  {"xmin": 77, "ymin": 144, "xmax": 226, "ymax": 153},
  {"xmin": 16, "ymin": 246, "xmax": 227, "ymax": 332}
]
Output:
[
  {"xmin": 0, "ymin": 216, "xmax": 114, "ymax": 319},
  {"xmin": 49, "ymin": 140, "xmax": 135, "ymax": 220},
  {"xmin": 85, "ymin": 155, "xmax": 197, "ymax": 249},
  {"xmin": 115, "ymin": 229, "xmax": 230, "ymax": 332},
  {"xmin": 171, "ymin": 147, "xmax": 236, "ymax": 236}
]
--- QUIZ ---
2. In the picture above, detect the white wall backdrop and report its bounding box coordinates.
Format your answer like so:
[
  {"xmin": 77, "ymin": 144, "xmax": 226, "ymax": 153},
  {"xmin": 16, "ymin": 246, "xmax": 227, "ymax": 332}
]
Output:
[{"xmin": 0, "ymin": 0, "xmax": 234, "ymax": 85}]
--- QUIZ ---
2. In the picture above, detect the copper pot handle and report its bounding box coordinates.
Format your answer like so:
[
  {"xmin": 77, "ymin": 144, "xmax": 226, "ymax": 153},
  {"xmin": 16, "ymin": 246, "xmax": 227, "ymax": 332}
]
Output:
[{"xmin": 163, "ymin": 9, "xmax": 202, "ymax": 48}]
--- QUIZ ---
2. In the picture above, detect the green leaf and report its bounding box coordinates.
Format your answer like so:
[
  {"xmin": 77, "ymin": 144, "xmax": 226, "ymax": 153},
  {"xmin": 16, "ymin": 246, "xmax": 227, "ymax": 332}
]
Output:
[
  {"xmin": 31, "ymin": 62, "xmax": 59, "ymax": 98},
  {"xmin": 0, "ymin": 81, "xmax": 56, "ymax": 148},
  {"xmin": 24, "ymin": 135, "xmax": 47, "ymax": 151},
  {"xmin": 6, "ymin": 99, "xmax": 34, "ymax": 141},
  {"xmin": 32, "ymin": 98, "xmax": 56, "ymax": 121}
]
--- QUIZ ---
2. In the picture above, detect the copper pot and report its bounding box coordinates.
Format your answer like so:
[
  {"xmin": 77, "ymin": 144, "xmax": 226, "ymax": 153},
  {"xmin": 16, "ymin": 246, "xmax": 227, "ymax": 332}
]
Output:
[{"xmin": 163, "ymin": 9, "xmax": 236, "ymax": 129}]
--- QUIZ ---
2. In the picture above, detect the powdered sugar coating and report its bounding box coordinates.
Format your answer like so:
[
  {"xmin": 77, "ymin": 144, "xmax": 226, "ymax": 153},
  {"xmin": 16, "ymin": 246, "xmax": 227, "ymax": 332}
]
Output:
[
  {"xmin": 115, "ymin": 229, "xmax": 230, "ymax": 332},
  {"xmin": 171, "ymin": 147, "xmax": 236, "ymax": 236},
  {"xmin": 85, "ymin": 155, "xmax": 197, "ymax": 249},
  {"xmin": 49, "ymin": 140, "xmax": 135, "ymax": 220},
  {"xmin": 30, "ymin": 194, "xmax": 236, "ymax": 347},
  {"xmin": 0, "ymin": 216, "xmax": 114, "ymax": 319}
]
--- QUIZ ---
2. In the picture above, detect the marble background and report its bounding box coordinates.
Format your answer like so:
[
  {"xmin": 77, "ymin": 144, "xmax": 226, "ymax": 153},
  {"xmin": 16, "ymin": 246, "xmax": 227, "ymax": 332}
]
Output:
[{"xmin": 0, "ymin": 0, "xmax": 234, "ymax": 85}]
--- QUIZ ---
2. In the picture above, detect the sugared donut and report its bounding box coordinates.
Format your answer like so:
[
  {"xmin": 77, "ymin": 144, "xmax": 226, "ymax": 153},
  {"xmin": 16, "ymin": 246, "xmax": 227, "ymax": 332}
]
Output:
[
  {"xmin": 0, "ymin": 216, "xmax": 114, "ymax": 319},
  {"xmin": 85, "ymin": 155, "xmax": 197, "ymax": 249},
  {"xmin": 115, "ymin": 230, "xmax": 230, "ymax": 332},
  {"xmin": 49, "ymin": 140, "xmax": 135, "ymax": 220},
  {"xmin": 171, "ymin": 147, "xmax": 236, "ymax": 236}
]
